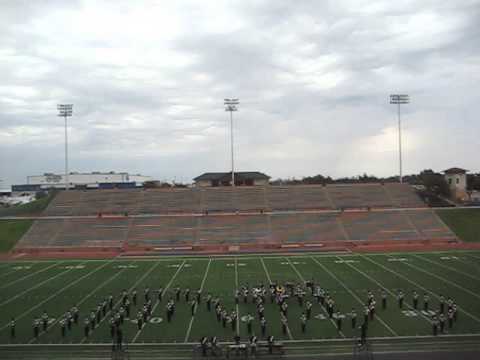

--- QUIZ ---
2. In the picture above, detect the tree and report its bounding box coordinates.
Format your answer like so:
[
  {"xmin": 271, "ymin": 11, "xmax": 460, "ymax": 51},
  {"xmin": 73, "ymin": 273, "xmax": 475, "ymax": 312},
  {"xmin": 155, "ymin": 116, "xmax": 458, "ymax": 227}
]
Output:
[{"xmin": 419, "ymin": 170, "xmax": 450, "ymax": 197}]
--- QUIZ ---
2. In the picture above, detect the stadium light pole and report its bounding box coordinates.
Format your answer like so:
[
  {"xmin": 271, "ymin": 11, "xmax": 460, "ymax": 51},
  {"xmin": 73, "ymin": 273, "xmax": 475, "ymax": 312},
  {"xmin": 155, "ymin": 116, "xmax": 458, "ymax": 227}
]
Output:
[
  {"xmin": 57, "ymin": 104, "xmax": 73, "ymax": 190},
  {"xmin": 224, "ymin": 98, "xmax": 239, "ymax": 187},
  {"xmin": 389, "ymin": 94, "xmax": 409, "ymax": 184}
]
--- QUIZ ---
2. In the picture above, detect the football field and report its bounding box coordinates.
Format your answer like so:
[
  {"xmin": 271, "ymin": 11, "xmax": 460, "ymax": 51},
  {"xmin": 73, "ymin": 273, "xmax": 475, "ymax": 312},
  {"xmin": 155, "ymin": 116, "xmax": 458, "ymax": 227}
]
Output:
[{"xmin": 0, "ymin": 250, "xmax": 479, "ymax": 358}]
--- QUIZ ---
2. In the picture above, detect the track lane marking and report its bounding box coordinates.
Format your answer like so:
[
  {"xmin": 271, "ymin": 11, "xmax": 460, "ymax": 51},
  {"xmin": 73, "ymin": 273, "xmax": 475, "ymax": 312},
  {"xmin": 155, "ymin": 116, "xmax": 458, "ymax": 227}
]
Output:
[{"xmin": 310, "ymin": 256, "xmax": 398, "ymax": 337}]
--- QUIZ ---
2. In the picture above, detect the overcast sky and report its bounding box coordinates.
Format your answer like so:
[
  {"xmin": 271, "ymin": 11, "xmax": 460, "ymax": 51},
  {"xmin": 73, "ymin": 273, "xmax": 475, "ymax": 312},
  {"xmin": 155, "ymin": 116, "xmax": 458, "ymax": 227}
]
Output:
[{"xmin": 1, "ymin": 0, "xmax": 479, "ymax": 187}]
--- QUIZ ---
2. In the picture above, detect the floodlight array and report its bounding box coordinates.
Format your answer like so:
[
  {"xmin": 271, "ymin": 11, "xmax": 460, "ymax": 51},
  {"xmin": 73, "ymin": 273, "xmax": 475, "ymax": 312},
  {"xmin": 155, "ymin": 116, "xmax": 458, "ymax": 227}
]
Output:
[
  {"xmin": 57, "ymin": 104, "xmax": 73, "ymax": 117},
  {"xmin": 389, "ymin": 94, "xmax": 409, "ymax": 104},
  {"xmin": 224, "ymin": 98, "xmax": 239, "ymax": 112}
]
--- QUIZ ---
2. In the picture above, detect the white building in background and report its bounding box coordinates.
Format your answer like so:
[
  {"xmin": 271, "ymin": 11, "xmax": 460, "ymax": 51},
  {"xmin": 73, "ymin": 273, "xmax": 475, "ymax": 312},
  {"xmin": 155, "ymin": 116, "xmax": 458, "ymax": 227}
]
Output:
[
  {"xmin": 11, "ymin": 172, "xmax": 153, "ymax": 194},
  {"xmin": 27, "ymin": 172, "xmax": 152, "ymax": 188}
]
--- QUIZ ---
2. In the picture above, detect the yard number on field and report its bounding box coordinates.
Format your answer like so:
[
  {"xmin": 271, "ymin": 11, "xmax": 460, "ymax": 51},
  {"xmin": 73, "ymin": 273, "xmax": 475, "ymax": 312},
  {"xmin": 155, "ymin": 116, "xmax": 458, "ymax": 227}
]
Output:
[
  {"xmin": 63, "ymin": 265, "xmax": 86, "ymax": 269},
  {"xmin": 387, "ymin": 258, "xmax": 408, "ymax": 262},
  {"xmin": 117, "ymin": 265, "xmax": 138, "ymax": 269}
]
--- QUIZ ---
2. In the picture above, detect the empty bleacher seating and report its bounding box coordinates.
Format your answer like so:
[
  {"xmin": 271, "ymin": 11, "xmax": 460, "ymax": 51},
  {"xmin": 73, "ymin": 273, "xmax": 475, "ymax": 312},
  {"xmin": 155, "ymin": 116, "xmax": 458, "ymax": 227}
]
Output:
[
  {"xmin": 44, "ymin": 183, "xmax": 425, "ymax": 216},
  {"xmin": 17, "ymin": 208, "xmax": 456, "ymax": 249},
  {"xmin": 17, "ymin": 183, "xmax": 455, "ymax": 251}
]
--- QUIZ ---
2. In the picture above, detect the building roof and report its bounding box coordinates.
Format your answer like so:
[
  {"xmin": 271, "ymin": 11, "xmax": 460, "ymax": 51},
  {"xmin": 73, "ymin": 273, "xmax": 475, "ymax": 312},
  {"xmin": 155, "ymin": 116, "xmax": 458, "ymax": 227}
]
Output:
[
  {"xmin": 194, "ymin": 171, "xmax": 270, "ymax": 182},
  {"xmin": 443, "ymin": 167, "xmax": 468, "ymax": 174}
]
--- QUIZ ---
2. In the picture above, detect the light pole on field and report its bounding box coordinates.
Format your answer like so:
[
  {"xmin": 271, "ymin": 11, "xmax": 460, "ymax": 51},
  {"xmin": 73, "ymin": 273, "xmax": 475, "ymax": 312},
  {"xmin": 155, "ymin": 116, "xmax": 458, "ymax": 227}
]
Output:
[
  {"xmin": 57, "ymin": 104, "xmax": 73, "ymax": 190},
  {"xmin": 389, "ymin": 94, "xmax": 409, "ymax": 184},
  {"xmin": 224, "ymin": 98, "xmax": 239, "ymax": 187}
]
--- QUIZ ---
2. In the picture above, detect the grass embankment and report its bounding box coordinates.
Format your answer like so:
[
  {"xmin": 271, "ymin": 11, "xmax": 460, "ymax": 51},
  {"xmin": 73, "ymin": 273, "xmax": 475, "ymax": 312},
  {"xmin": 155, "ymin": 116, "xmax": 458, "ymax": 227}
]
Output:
[
  {"xmin": 0, "ymin": 220, "xmax": 33, "ymax": 252},
  {"xmin": 0, "ymin": 191, "xmax": 56, "ymax": 252},
  {"xmin": 436, "ymin": 208, "xmax": 480, "ymax": 242}
]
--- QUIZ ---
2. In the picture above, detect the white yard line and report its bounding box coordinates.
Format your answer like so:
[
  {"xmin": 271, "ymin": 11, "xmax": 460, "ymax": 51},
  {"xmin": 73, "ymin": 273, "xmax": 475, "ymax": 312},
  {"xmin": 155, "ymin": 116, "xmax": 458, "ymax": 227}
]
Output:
[
  {"xmin": 184, "ymin": 258, "xmax": 212, "ymax": 343},
  {"xmin": 260, "ymin": 258, "xmax": 272, "ymax": 283},
  {"xmin": 287, "ymin": 257, "xmax": 347, "ymax": 338},
  {"xmin": 29, "ymin": 259, "xmax": 121, "ymax": 343},
  {"xmin": 456, "ymin": 256, "xmax": 480, "ymax": 272},
  {"xmin": 337, "ymin": 255, "xmax": 433, "ymax": 325},
  {"xmin": 234, "ymin": 258, "xmax": 240, "ymax": 336},
  {"xmin": 361, "ymin": 254, "xmax": 480, "ymax": 324},
  {"xmin": 0, "ymin": 261, "xmax": 61, "ymax": 289},
  {"xmin": 310, "ymin": 256, "xmax": 398, "ymax": 337},
  {"xmin": 401, "ymin": 256, "xmax": 480, "ymax": 300},
  {"xmin": 0, "ymin": 262, "xmax": 74, "ymax": 308},
  {"xmin": 80, "ymin": 260, "xmax": 162, "ymax": 343},
  {"xmin": 0, "ymin": 260, "xmax": 97, "ymax": 331},
  {"xmin": 132, "ymin": 260, "xmax": 187, "ymax": 343},
  {"xmin": 0, "ymin": 261, "xmax": 40, "ymax": 280},
  {"xmin": 466, "ymin": 253, "xmax": 480, "ymax": 261},
  {"xmin": 261, "ymin": 258, "xmax": 294, "ymax": 340},
  {"xmin": 2, "ymin": 332, "xmax": 480, "ymax": 347},
  {"xmin": 412, "ymin": 254, "xmax": 480, "ymax": 282}
]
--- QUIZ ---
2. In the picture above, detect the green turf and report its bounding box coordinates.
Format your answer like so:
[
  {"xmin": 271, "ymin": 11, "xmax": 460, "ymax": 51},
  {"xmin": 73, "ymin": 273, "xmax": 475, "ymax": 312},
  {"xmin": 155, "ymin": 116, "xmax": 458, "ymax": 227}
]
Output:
[
  {"xmin": 436, "ymin": 208, "xmax": 480, "ymax": 242},
  {"xmin": 0, "ymin": 250, "xmax": 479, "ymax": 352},
  {"xmin": 0, "ymin": 220, "xmax": 33, "ymax": 253},
  {"xmin": 0, "ymin": 192, "xmax": 56, "ymax": 217}
]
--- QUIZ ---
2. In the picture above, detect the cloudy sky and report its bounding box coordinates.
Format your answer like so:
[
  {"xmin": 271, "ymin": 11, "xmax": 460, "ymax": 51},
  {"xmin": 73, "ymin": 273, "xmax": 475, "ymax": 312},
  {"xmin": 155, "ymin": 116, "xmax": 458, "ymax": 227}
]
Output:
[{"xmin": 0, "ymin": 0, "xmax": 479, "ymax": 187}]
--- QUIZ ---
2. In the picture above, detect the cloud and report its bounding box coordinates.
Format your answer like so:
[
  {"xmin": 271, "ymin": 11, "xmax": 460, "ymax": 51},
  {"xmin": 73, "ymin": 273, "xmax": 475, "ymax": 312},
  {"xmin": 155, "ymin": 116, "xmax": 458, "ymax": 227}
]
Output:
[{"xmin": 1, "ymin": 0, "xmax": 479, "ymax": 188}]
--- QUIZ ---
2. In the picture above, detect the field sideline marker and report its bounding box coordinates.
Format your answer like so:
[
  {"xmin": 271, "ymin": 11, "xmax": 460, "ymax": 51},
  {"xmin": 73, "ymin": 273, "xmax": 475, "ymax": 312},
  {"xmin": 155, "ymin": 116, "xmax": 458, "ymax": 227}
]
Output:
[
  {"xmin": 132, "ymin": 259, "xmax": 187, "ymax": 343},
  {"xmin": 361, "ymin": 254, "xmax": 480, "ymax": 324},
  {"xmin": 310, "ymin": 256, "xmax": 398, "ymax": 336},
  {"xmin": 184, "ymin": 258, "xmax": 212, "ymax": 342}
]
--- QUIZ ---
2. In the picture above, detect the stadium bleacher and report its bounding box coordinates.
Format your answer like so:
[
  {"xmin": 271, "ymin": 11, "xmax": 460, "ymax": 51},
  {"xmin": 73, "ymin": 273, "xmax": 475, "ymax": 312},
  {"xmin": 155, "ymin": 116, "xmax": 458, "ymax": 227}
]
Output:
[
  {"xmin": 44, "ymin": 183, "xmax": 426, "ymax": 216},
  {"xmin": 16, "ymin": 210, "xmax": 456, "ymax": 250},
  {"xmin": 15, "ymin": 183, "xmax": 457, "ymax": 251}
]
